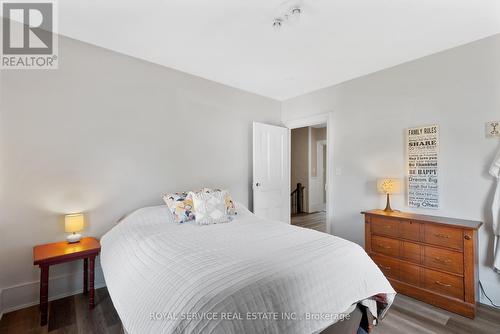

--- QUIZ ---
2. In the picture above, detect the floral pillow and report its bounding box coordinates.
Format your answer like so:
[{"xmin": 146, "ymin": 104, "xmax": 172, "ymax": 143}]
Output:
[
  {"xmin": 163, "ymin": 188, "xmax": 236, "ymax": 223},
  {"xmin": 224, "ymin": 192, "xmax": 237, "ymax": 215},
  {"xmin": 162, "ymin": 192, "xmax": 195, "ymax": 224}
]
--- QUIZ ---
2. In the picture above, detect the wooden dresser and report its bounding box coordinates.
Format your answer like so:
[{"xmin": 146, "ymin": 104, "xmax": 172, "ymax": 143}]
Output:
[{"xmin": 362, "ymin": 210, "xmax": 482, "ymax": 318}]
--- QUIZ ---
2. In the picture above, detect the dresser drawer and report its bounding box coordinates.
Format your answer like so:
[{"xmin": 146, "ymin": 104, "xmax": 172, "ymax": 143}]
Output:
[
  {"xmin": 401, "ymin": 241, "xmax": 422, "ymax": 264},
  {"xmin": 371, "ymin": 217, "xmax": 400, "ymax": 238},
  {"xmin": 423, "ymin": 246, "xmax": 463, "ymax": 275},
  {"xmin": 400, "ymin": 261, "xmax": 420, "ymax": 286},
  {"xmin": 372, "ymin": 236, "xmax": 400, "ymax": 258},
  {"xmin": 423, "ymin": 268, "xmax": 464, "ymax": 300},
  {"xmin": 424, "ymin": 225, "xmax": 463, "ymax": 250},
  {"xmin": 371, "ymin": 254, "xmax": 400, "ymax": 280},
  {"xmin": 400, "ymin": 221, "xmax": 421, "ymax": 241}
]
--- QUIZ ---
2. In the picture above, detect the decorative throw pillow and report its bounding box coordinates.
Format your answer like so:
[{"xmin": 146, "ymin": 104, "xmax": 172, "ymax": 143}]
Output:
[
  {"xmin": 162, "ymin": 192, "xmax": 195, "ymax": 224},
  {"xmin": 203, "ymin": 188, "xmax": 237, "ymax": 215},
  {"xmin": 223, "ymin": 192, "xmax": 237, "ymax": 215},
  {"xmin": 190, "ymin": 190, "xmax": 231, "ymax": 225}
]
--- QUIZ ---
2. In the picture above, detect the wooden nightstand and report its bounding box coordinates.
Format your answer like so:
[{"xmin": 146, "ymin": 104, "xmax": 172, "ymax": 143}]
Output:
[{"xmin": 33, "ymin": 237, "xmax": 101, "ymax": 326}]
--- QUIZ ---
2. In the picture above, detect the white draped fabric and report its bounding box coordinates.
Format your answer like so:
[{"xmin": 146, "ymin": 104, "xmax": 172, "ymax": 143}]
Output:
[{"xmin": 490, "ymin": 148, "xmax": 500, "ymax": 272}]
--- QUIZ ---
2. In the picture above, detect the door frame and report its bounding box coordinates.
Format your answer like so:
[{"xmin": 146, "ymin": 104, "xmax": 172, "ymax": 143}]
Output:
[{"xmin": 284, "ymin": 112, "xmax": 333, "ymax": 234}]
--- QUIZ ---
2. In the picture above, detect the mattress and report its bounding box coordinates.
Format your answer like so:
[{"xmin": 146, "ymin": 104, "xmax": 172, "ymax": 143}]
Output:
[{"xmin": 101, "ymin": 203, "xmax": 395, "ymax": 334}]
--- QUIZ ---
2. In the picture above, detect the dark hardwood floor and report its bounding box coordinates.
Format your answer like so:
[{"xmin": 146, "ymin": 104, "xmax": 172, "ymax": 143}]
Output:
[
  {"xmin": 374, "ymin": 294, "xmax": 500, "ymax": 334},
  {"xmin": 291, "ymin": 211, "xmax": 327, "ymax": 232},
  {"xmin": 2, "ymin": 288, "xmax": 500, "ymax": 333},
  {"xmin": 0, "ymin": 288, "xmax": 123, "ymax": 334}
]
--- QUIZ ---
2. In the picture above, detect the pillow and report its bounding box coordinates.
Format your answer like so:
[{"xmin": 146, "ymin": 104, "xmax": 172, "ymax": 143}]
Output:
[
  {"xmin": 163, "ymin": 188, "xmax": 236, "ymax": 223},
  {"xmin": 203, "ymin": 188, "xmax": 237, "ymax": 215},
  {"xmin": 190, "ymin": 190, "xmax": 231, "ymax": 225},
  {"xmin": 223, "ymin": 192, "xmax": 237, "ymax": 215},
  {"xmin": 162, "ymin": 192, "xmax": 195, "ymax": 224}
]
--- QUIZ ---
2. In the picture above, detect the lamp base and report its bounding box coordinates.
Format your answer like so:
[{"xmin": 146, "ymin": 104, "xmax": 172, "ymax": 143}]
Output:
[
  {"xmin": 383, "ymin": 208, "xmax": 399, "ymax": 213},
  {"xmin": 383, "ymin": 193, "xmax": 395, "ymax": 212},
  {"xmin": 67, "ymin": 233, "xmax": 82, "ymax": 243}
]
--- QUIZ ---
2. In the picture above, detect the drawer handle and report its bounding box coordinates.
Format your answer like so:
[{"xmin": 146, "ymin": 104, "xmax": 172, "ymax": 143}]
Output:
[
  {"xmin": 379, "ymin": 265, "xmax": 391, "ymax": 270},
  {"xmin": 433, "ymin": 257, "xmax": 452, "ymax": 264},
  {"xmin": 384, "ymin": 225, "xmax": 392, "ymax": 229},
  {"xmin": 433, "ymin": 233, "xmax": 451, "ymax": 239},
  {"xmin": 377, "ymin": 244, "xmax": 392, "ymax": 249},
  {"xmin": 435, "ymin": 281, "xmax": 452, "ymax": 287}
]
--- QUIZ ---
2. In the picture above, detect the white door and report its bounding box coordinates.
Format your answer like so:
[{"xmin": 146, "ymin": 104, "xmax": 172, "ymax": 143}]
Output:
[{"xmin": 253, "ymin": 122, "xmax": 290, "ymax": 223}]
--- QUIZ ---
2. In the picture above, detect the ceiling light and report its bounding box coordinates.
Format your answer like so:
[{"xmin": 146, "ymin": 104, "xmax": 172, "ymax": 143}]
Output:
[
  {"xmin": 290, "ymin": 7, "xmax": 301, "ymax": 16},
  {"xmin": 273, "ymin": 18, "xmax": 283, "ymax": 30},
  {"xmin": 288, "ymin": 7, "xmax": 301, "ymax": 23},
  {"xmin": 272, "ymin": 3, "xmax": 303, "ymax": 31}
]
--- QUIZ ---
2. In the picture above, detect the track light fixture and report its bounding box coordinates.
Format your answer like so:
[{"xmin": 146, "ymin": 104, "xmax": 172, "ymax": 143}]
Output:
[
  {"xmin": 290, "ymin": 7, "xmax": 301, "ymax": 16},
  {"xmin": 273, "ymin": 18, "xmax": 284, "ymax": 30},
  {"xmin": 272, "ymin": 4, "xmax": 302, "ymax": 31}
]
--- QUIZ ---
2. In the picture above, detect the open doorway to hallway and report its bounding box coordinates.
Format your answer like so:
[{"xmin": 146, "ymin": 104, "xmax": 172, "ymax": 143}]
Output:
[{"xmin": 290, "ymin": 124, "xmax": 327, "ymax": 233}]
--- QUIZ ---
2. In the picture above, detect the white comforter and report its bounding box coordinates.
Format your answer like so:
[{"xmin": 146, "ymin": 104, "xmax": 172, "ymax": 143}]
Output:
[{"xmin": 101, "ymin": 203, "xmax": 395, "ymax": 334}]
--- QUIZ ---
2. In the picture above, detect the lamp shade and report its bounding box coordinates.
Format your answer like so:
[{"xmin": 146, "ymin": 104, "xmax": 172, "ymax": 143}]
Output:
[
  {"xmin": 64, "ymin": 213, "xmax": 84, "ymax": 233},
  {"xmin": 377, "ymin": 178, "xmax": 402, "ymax": 194}
]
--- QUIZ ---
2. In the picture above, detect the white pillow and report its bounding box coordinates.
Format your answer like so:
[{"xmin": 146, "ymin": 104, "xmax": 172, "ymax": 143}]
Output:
[{"xmin": 190, "ymin": 190, "xmax": 231, "ymax": 225}]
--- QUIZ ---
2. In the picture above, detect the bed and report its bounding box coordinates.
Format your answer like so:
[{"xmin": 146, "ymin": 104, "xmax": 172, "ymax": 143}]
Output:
[{"xmin": 101, "ymin": 202, "xmax": 395, "ymax": 334}]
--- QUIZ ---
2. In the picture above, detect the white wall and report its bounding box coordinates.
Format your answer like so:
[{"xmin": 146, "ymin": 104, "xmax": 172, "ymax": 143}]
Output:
[
  {"xmin": 282, "ymin": 34, "xmax": 500, "ymax": 304},
  {"xmin": 0, "ymin": 35, "xmax": 281, "ymax": 313}
]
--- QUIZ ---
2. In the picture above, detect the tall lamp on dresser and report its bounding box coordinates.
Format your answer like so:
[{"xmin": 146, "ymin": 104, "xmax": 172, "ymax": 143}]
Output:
[{"xmin": 362, "ymin": 210, "xmax": 482, "ymax": 318}]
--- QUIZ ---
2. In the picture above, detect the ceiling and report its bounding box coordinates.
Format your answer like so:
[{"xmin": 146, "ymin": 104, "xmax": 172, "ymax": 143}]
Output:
[{"xmin": 54, "ymin": 0, "xmax": 500, "ymax": 100}]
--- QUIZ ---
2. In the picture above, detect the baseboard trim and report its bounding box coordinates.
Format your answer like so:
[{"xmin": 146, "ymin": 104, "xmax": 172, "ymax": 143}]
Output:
[
  {"xmin": 1, "ymin": 265, "xmax": 105, "ymax": 315},
  {"xmin": 2, "ymin": 282, "xmax": 107, "ymax": 315},
  {"xmin": 308, "ymin": 203, "xmax": 326, "ymax": 213}
]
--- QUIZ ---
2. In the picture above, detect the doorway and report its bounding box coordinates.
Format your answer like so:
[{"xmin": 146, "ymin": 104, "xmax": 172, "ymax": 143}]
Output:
[{"xmin": 290, "ymin": 124, "xmax": 327, "ymax": 232}]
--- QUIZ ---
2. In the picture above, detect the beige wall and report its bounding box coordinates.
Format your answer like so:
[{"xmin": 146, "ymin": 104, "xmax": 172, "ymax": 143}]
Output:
[
  {"xmin": 291, "ymin": 127, "xmax": 309, "ymax": 212},
  {"xmin": 0, "ymin": 34, "xmax": 281, "ymax": 313},
  {"xmin": 282, "ymin": 34, "xmax": 500, "ymax": 304}
]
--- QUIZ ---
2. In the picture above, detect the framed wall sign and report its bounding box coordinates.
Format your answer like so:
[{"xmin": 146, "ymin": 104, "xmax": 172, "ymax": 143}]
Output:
[
  {"xmin": 486, "ymin": 121, "xmax": 500, "ymax": 137},
  {"xmin": 407, "ymin": 125, "xmax": 439, "ymax": 209}
]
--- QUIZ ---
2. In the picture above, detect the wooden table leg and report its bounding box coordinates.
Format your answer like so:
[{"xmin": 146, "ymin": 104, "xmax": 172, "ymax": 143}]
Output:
[
  {"xmin": 83, "ymin": 258, "xmax": 88, "ymax": 295},
  {"xmin": 89, "ymin": 256, "xmax": 95, "ymax": 309},
  {"xmin": 40, "ymin": 265, "xmax": 49, "ymax": 326}
]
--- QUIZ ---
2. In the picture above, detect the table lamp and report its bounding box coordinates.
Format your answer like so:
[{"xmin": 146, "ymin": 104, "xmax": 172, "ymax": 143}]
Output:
[
  {"xmin": 65, "ymin": 213, "xmax": 84, "ymax": 243},
  {"xmin": 377, "ymin": 178, "xmax": 401, "ymax": 212}
]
